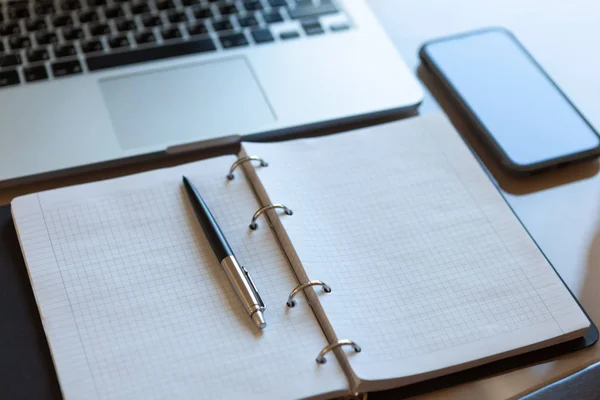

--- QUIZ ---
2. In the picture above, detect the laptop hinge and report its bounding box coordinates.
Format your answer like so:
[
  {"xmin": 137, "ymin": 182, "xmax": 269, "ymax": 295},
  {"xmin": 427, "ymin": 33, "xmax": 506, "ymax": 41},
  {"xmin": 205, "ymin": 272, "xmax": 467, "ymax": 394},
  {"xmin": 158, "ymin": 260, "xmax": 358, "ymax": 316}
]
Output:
[{"xmin": 166, "ymin": 135, "xmax": 242, "ymax": 155}]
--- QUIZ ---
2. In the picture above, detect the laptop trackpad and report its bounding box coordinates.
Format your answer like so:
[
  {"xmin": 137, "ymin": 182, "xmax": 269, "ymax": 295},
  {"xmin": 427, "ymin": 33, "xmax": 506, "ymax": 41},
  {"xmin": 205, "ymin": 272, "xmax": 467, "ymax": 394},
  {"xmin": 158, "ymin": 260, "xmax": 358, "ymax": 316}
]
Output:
[{"xmin": 99, "ymin": 57, "xmax": 275, "ymax": 150}]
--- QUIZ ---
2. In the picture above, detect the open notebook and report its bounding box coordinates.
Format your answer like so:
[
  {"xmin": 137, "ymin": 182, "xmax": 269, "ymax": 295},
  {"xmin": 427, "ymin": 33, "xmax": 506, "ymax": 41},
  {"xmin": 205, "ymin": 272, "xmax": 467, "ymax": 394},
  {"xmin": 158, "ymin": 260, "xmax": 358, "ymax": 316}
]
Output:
[{"xmin": 12, "ymin": 114, "xmax": 590, "ymax": 399}]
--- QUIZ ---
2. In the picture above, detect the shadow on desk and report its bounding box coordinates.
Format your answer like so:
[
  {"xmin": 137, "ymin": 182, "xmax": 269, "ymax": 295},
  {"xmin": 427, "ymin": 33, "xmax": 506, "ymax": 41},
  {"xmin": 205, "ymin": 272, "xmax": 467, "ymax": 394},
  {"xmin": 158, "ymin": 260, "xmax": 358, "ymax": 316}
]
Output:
[
  {"xmin": 416, "ymin": 65, "xmax": 600, "ymax": 195},
  {"xmin": 583, "ymin": 226, "xmax": 600, "ymax": 315}
]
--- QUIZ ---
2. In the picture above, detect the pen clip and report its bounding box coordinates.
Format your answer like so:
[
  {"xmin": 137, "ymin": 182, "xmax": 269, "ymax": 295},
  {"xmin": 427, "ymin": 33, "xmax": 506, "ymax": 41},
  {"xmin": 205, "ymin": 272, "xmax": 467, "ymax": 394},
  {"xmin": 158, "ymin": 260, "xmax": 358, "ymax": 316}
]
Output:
[{"xmin": 242, "ymin": 266, "xmax": 265, "ymax": 310}]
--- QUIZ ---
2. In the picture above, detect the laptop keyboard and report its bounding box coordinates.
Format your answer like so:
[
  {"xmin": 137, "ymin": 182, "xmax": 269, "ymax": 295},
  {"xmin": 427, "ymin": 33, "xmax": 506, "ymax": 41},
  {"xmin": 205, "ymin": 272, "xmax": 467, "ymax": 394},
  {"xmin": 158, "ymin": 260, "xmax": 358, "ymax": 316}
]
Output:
[{"xmin": 0, "ymin": 0, "xmax": 350, "ymax": 88}]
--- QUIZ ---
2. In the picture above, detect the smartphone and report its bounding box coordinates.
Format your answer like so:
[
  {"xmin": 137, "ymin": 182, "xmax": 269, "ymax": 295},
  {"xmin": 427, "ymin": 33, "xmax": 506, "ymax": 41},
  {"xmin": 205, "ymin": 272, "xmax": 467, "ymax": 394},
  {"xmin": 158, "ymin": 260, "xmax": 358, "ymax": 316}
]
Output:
[{"xmin": 419, "ymin": 27, "xmax": 600, "ymax": 175}]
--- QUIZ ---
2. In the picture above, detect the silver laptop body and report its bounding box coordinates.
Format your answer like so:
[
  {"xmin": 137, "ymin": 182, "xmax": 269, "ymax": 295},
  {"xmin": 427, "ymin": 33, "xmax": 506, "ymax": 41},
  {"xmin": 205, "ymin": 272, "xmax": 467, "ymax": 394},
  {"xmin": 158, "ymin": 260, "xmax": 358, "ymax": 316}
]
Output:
[{"xmin": 0, "ymin": 0, "xmax": 423, "ymax": 185}]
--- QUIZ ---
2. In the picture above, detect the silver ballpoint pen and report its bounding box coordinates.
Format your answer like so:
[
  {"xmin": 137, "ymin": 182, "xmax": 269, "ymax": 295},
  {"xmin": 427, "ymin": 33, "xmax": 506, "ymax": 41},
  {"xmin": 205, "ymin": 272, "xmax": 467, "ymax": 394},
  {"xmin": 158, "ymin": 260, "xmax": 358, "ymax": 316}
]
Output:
[{"xmin": 182, "ymin": 176, "xmax": 266, "ymax": 329}]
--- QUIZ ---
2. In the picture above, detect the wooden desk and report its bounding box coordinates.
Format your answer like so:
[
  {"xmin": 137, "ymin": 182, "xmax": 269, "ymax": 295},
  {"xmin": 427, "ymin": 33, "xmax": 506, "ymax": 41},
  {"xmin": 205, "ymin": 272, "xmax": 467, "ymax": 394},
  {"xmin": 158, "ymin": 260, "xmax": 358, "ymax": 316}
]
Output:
[{"xmin": 1, "ymin": 0, "xmax": 599, "ymax": 398}]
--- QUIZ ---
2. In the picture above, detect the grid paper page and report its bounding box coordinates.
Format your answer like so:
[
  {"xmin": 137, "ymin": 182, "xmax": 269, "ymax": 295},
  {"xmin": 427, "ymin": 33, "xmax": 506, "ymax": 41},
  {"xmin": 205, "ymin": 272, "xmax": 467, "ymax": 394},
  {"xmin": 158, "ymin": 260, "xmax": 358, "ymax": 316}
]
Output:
[
  {"xmin": 244, "ymin": 113, "xmax": 589, "ymax": 391},
  {"xmin": 11, "ymin": 156, "xmax": 349, "ymax": 400}
]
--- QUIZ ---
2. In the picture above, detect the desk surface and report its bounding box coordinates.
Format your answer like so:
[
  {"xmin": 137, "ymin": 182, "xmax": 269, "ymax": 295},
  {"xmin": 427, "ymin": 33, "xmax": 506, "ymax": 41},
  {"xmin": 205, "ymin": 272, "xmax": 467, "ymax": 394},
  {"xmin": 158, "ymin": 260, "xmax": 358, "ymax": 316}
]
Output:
[{"xmin": 1, "ymin": 0, "xmax": 600, "ymax": 398}]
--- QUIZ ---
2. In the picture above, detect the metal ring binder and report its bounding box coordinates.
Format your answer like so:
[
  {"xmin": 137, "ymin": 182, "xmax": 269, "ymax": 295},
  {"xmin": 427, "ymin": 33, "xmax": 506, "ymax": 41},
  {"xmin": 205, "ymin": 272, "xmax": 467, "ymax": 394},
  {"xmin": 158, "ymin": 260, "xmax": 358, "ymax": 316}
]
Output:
[
  {"xmin": 249, "ymin": 204, "xmax": 293, "ymax": 230},
  {"xmin": 286, "ymin": 280, "xmax": 331, "ymax": 307},
  {"xmin": 226, "ymin": 156, "xmax": 268, "ymax": 180},
  {"xmin": 316, "ymin": 340, "xmax": 361, "ymax": 364}
]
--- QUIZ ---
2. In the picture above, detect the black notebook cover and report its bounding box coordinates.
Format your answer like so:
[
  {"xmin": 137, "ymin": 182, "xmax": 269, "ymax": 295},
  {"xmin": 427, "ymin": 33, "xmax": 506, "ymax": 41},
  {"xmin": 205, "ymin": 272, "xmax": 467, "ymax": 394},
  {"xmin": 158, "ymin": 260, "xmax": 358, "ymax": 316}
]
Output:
[{"xmin": 0, "ymin": 203, "xmax": 596, "ymax": 399}]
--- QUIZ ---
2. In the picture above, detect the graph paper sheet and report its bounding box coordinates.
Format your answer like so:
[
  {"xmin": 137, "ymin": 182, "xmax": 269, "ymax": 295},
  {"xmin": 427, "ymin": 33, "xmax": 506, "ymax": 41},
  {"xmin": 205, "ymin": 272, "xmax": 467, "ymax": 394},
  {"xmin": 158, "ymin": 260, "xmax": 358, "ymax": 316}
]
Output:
[
  {"xmin": 244, "ymin": 113, "xmax": 590, "ymax": 392},
  {"xmin": 11, "ymin": 156, "xmax": 349, "ymax": 400}
]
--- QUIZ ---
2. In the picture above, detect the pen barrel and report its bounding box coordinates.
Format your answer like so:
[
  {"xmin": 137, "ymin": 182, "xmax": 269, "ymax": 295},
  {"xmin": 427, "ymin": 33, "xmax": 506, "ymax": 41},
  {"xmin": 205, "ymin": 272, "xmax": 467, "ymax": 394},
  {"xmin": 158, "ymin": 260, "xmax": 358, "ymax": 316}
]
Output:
[
  {"xmin": 220, "ymin": 256, "xmax": 265, "ymax": 316},
  {"xmin": 183, "ymin": 177, "xmax": 233, "ymax": 260}
]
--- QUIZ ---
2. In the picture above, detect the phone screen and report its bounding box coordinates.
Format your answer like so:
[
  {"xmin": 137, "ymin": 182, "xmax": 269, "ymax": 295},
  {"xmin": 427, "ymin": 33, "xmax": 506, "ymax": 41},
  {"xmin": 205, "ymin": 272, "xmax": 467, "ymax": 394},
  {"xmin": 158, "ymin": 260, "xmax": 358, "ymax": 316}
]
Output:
[{"xmin": 423, "ymin": 29, "xmax": 600, "ymax": 169}]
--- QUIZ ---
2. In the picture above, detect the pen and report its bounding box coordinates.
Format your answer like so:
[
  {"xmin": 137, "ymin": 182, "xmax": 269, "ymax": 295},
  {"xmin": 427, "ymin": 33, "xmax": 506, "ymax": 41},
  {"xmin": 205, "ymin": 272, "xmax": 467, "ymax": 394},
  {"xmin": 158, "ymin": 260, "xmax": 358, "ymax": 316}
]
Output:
[{"xmin": 182, "ymin": 176, "xmax": 267, "ymax": 329}]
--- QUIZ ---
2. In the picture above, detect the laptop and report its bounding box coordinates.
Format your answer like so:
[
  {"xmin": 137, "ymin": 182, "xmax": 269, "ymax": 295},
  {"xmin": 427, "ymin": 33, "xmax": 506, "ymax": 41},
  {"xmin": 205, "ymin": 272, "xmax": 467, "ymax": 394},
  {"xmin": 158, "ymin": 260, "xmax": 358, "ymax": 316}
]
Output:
[{"xmin": 0, "ymin": 0, "xmax": 423, "ymax": 185}]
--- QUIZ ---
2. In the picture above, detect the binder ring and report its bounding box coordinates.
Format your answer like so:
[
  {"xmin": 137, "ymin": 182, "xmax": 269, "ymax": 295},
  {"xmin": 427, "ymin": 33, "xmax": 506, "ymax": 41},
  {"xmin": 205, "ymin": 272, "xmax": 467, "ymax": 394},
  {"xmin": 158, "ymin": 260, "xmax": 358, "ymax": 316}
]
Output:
[
  {"xmin": 249, "ymin": 204, "xmax": 293, "ymax": 230},
  {"xmin": 316, "ymin": 340, "xmax": 361, "ymax": 364},
  {"xmin": 227, "ymin": 156, "xmax": 268, "ymax": 180},
  {"xmin": 286, "ymin": 281, "xmax": 331, "ymax": 307}
]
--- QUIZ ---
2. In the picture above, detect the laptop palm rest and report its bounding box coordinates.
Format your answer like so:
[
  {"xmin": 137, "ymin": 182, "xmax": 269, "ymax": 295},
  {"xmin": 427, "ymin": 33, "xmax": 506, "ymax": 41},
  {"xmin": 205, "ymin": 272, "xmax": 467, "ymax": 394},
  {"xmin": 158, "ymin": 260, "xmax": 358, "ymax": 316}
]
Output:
[{"xmin": 99, "ymin": 57, "xmax": 276, "ymax": 150}]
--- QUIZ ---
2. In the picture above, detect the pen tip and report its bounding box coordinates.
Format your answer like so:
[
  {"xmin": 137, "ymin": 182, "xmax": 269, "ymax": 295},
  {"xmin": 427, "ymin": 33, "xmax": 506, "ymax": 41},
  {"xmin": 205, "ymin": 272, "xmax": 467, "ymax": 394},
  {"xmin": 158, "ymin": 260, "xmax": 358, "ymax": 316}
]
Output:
[{"xmin": 252, "ymin": 311, "xmax": 267, "ymax": 329}]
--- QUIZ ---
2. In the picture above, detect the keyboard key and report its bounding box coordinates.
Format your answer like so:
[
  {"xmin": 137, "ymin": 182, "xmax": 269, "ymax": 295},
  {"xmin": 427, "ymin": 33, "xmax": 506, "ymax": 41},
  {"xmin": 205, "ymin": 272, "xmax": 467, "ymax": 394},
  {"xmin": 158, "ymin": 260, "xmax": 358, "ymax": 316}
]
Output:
[
  {"xmin": 167, "ymin": 10, "xmax": 187, "ymax": 23},
  {"xmin": 134, "ymin": 31, "xmax": 156, "ymax": 44},
  {"xmin": 52, "ymin": 59, "xmax": 82, "ymax": 77},
  {"xmin": 330, "ymin": 23, "xmax": 349, "ymax": 32},
  {"xmin": 104, "ymin": 5, "xmax": 124, "ymax": 19},
  {"xmin": 89, "ymin": 22, "xmax": 110, "ymax": 36},
  {"xmin": 193, "ymin": 7, "xmax": 213, "ymax": 19},
  {"xmin": 219, "ymin": 32, "xmax": 248, "ymax": 48},
  {"xmin": 8, "ymin": 35, "xmax": 32, "ymax": 50},
  {"xmin": 243, "ymin": 0, "xmax": 263, "ymax": 11},
  {"xmin": 182, "ymin": 0, "xmax": 201, "ymax": 6},
  {"xmin": 238, "ymin": 15, "xmax": 258, "ymax": 27},
  {"xmin": 81, "ymin": 39, "xmax": 103, "ymax": 53},
  {"xmin": 268, "ymin": 0, "xmax": 287, "ymax": 6},
  {"xmin": 211, "ymin": 19, "xmax": 233, "ymax": 32},
  {"xmin": 54, "ymin": 43, "xmax": 76, "ymax": 58},
  {"xmin": 251, "ymin": 28, "xmax": 273, "ymax": 44},
  {"xmin": 7, "ymin": 2, "xmax": 29, "ymax": 8},
  {"xmin": 34, "ymin": 2, "xmax": 55, "ymax": 15},
  {"xmin": 302, "ymin": 20, "xmax": 323, "ymax": 36},
  {"xmin": 161, "ymin": 26, "xmax": 181, "ymax": 40},
  {"xmin": 108, "ymin": 35, "xmax": 130, "ymax": 49},
  {"xmin": 142, "ymin": 15, "xmax": 162, "ymax": 28},
  {"xmin": 186, "ymin": 22, "xmax": 207, "ymax": 36},
  {"xmin": 62, "ymin": 26, "xmax": 84, "ymax": 40},
  {"xmin": 156, "ymin": 0, "xmax": 175, "ymax": 10},
  {"xmin": 52, "ymin": 14, "xmax": 73, "ymax": 27},
  {"xmin": 288, "ymin": 3, "xmax": 338, "ymax": 19},
  {"xmin": 1, "ymin": 23, "xmax": 21, "ymax": 36},
  {"xmin": 0, "ymin": 69, "xmax": 20, "ymax": 87},
  {"xmin": 116, "ymin": 19, "xmax": 136, "ymax": 32},
  {"xmin": 23, "ymin": 65, "xmax": 49, "ymax": 82},
  {"xmin": 87, "ymin": 36, "xmax": 216, "ymax": 71},
  {"xmin": 60, "ymin": 0, "xmax": 82, "ymax": 11},
  {"xmin": 280, "ymin": 30, "xmax": 299, "ymax": 40},
  {"xmin": 26, "ymin": 18, "xmax": 47, "ymax": 32},
  {"xmin": 87, "ymin": 0, "xmax": 107, "ymax": 6},
  {"xmin": 8, "ymin": 5, "xmax": 30, "ymax": 19},
  {"xmin": 78, "ymin": 10, "xmax": 99, "ymax": 23},
  {"xmin": 262, "ymin": 9, "xmax": 283, "ymax": 23},
  {"xmin": 0, "ymin": 53, "xmax": 21, "ymax": 67},
  {"xmin": 130, "ymin": 2, "xmax": 150, "ymax": 15},
  {"xmin": 35, "ymin": 31, "xmax": 58, "ymax": 44},
  {"xmin": 219, "ymin": 4, "xmax": 238, "ymax": 15},
  {"xmin": 26, "ymin": 48, "xmax": 50, "ymax": 62}
]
